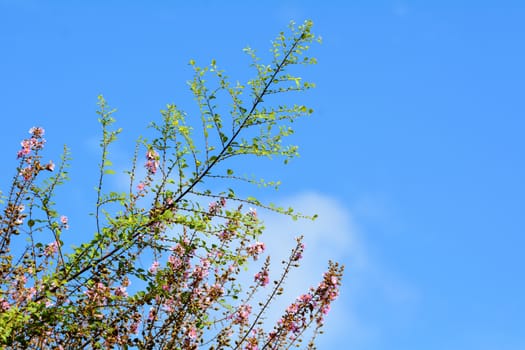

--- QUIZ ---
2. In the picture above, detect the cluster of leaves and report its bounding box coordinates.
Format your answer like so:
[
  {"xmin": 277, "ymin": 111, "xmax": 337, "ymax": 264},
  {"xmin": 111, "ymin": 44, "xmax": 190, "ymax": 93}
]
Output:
[{"xmin": 0, "ymin": 20, "xmax": 344, "ymax": 349}]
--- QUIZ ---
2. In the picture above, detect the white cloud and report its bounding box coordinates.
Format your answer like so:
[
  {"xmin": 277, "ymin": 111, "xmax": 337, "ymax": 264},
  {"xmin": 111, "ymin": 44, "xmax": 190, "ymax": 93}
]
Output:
[
  {"xmin": 252, "ymin": 192, "xmax": 369, "ymax": 346},
  {"xmin": 260, "ymin": 191, "xmax": 362, "ymax": 278},
  {"xmin": 254, "ymin": 191, "xmax": 418, "ymax": 348}
]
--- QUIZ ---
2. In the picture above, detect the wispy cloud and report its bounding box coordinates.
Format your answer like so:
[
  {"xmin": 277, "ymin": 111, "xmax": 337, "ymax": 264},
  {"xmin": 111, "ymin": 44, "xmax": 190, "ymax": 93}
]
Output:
[
  {"xmin": 256, "ymin": 191, "xmax": 418, "ymax": 348},
  {"xmin": 253, "ymin": 192, "xmax": 367, "ymax": 345}
]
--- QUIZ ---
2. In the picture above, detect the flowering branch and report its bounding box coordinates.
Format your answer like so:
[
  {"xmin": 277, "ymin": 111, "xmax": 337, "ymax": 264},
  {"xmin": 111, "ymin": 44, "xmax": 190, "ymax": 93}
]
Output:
[{"xmin": 0, "ymin": 20, "xmax": 344, "ymax": 349}]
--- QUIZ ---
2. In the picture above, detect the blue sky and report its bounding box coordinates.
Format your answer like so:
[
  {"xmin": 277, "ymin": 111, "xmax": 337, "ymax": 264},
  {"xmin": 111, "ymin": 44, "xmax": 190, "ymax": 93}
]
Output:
[{"xmin": 1, "ymin": 1, "xmax": 525, "ymax": 349}]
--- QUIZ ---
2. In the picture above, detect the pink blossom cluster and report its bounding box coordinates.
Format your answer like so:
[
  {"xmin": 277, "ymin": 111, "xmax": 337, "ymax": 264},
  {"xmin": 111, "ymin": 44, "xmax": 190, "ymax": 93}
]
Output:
[
  {"xmin": 219, "ymin": 216, "xmax": 239, "ymax": 242},
  {"xmin": 148, "ymin": 260, "xmax": 161, "ymax": 274},
  {"xmin": 254, "ymin": 266, "xmax": 269, "ymax": 286},
  {"xmin": 192, "ymin": 258, "xmax": 211, "ymax": 280},
  {"xmin": 244, "ymin": 336, "xmax": 259, "ymax": 350},
  {"xmin": 232, "ymin": 304, "xmax": 252, "ymax": 325},
  {"xmin": 129, "ymin": 312, "xmax": 142, "ymax": 334},
  {"xmin": 292, "ymin": 241, "xmax": 305, "ymax": 261},
  {"xmin": 266, "ymin": 262, "xmax": 343, "ymax": 347},
  {"xmin": 44, "ymin": 241, "xmax": 60, "ymax": 257},
  {"xmin": 208, "ymin": 197, "xmax": 226, "ymax": 217},
  {"xmin": 83, "ymin": 282, "xmax": 110, "ymax": 305},
  {"xmin": 145, "ymin": 149, "xmax": 160, "ymax": 175},
  {"xmin": 114, "ymin": 284, "xmax": 129, "ymax": 298},
  {"xmin": 167, "ymin": 240, "xmax": 192, "ymax": 274},
  {"xmin": 19, "ymin": 166, "xmax": 34, "ymax": 181},
  {"xmin": 199, "ymin": 283, "xmax": 224, "ymax": 307},
  {"xmin": 0, "ymin": 298, "xmax": 10, "ymax": 311},
  {"xmin": 313, "ymin": 266, "xmax": 341, "ymax": 320},
  {"xmin": 17, "ymin": 127, "xmax": 46, "ymax": 158},
  {"xmin": 15, "ymin": 127, "xmax": 55, "ymax": 183},
  {"xmin": 187, "ymin": 326, "xmax": 198, "ymax": 339},
  {"xmin": 246, "ymin": 241, "xmax": 265, "ymax": 260},
  {"xmin": 60, "ymin": 215, "xmax": 69, "ymax": 230},
  {"xmin": 4, "ymin": 270, "xmax": 37, "ymax": 308}
]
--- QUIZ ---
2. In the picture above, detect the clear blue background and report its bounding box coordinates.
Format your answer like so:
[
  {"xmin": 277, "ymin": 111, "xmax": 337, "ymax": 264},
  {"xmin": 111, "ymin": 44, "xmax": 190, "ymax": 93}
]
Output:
[{"xmin": 1, "ymin": 1, "xmax": 524, "ymax": 349}]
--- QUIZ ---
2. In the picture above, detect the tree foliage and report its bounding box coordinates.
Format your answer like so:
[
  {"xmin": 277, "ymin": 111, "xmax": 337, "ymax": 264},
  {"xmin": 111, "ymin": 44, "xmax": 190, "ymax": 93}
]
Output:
[{"xmin": 0, "ymin": 20, "xmax": 343, "ymax": 349}]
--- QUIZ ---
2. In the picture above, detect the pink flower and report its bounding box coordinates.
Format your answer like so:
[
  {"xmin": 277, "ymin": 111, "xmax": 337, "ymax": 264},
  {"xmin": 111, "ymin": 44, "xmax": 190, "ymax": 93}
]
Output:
[
  {"xmin": 60, "ymin": 215, "xmax": 69, "ymax": 230},
  {"xmin": 29, "ymin": 126, "xmax": 45, "ymax": 137},
  {"xmin": 145, "ymin": 149, "xmax": 159, "ymax": 175},
  {"xmin": 84, "ymin": 282, "xmax": 109, "ymax": 304},
  {"xmin": 148, "ymin": 307, "xmax": 156, "ymax": 321},
  {"xmin": 44, "ymin": 241, "xmax": 59, "ymax": 256},
  {"xmin": 192, "ymin": 258, "xmax": 211, "ymax": 279},
  {"xmin": 19, "ymin": 166, "xmax": 33, "ymax": 181},
  {"xmin": 292, "ymin": 243, "xmax": 305, "ymax": 261},
  {"xmin": 0, "ymin": 299, "xmax": 10, "ymax": 311},
  {"xmin": 114, "ymin": 286, "xmax": 128, "ymax": 297},
  {"xmin": 298, "ymin": 293, "xmax": 312, "ymax": 303},
  {"xmin": 137, "ymin": 182, "xmax": 145, "ymax": 191},
  {"xmin": 149, "ymin": 261, "xmax": 160, "ymax": 274},
  {"xmin": 232, "ymin": 304, "xmax": 252, "ymax": 325},
  {"xmin": 17, "ymin": 140, "xmax": 31, "ymax": 158},
  {"xmin": 146, "ymin": 149, "xmax": 158, "ymax": 160},
  {"xmin": 145, "ymin": 160, "xmax": 158, "ymax": 174},
  {"xmin": 245, "ymin": 339, "xmax": 259, "ymax": 350},
  {"xmin": 130, "ymin": 318, "xmax": 141, "ymax": 334},
  {"xmin": 188, "ymin": 327, "xmax": 197, "ymax": 339},
  {"xmin": 247, "ymin": 242, "xmax": 265, "ymax": 260},
  {"xmin": 286, "ymin": 303, "xmax": 299, "ymax": 314},
  {"xmin": 21, "ymin": 139, "xmax": 32, "ymax": 148},
  {"xmin": 26, "ymin": 287, "xmax": 36, "ymax": 300},
  {"xmin": 208, "ymin": 201, "xmax": 218, "ymax": 215},
  {"xmin": 254, "ymin": 268, "xmax": 269, "ymax": 286}
]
